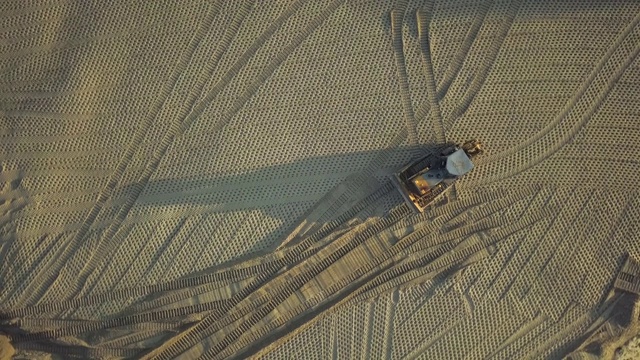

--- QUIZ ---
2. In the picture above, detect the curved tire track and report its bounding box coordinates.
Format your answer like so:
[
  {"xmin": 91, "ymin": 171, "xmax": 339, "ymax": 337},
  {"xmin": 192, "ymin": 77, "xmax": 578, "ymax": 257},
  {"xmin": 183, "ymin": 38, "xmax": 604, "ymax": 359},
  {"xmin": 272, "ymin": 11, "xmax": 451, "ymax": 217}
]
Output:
[
  {"xmin": 469, "ymin": 12, "xmax": 640, "ymax": 187},
  {"xmin": 417, "ymin": 8, "xmax": 446, "ymax": 145},
  {"xmin": 445, "ymin": 0, "xmax": 522, "ymax": 130}
]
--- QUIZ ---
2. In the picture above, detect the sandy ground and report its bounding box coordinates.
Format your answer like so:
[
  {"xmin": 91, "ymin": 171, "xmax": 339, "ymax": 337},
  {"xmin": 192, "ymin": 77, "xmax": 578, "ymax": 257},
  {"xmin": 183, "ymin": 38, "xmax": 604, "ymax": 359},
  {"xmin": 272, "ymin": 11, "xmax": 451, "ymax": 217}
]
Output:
[
  {"xmin": 618, "ymin": 335, "xmax": 640, "ymax": 359},
  {"xmin": 0, "ymin": 335, "xmax": 14, "ymax": 360},
  {"xmin": 1, "ymin": 0, "xmax": 640, "ymax": 359}
]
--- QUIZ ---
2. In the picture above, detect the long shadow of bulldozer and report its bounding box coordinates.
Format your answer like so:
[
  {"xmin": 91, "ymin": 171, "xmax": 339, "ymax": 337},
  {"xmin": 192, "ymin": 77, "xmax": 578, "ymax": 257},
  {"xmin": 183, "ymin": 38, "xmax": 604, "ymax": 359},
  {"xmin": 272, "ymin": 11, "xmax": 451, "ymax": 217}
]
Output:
[{"xmin": 114, "ymin": 143, "xmax": 441, "ymax": 264}]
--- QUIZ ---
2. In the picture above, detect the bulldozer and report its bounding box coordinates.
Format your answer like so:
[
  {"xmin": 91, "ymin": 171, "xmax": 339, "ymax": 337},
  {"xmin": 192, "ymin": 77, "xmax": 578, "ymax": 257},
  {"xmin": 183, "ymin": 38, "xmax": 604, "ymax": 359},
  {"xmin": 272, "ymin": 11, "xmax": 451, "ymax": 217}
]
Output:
[{"xmin": 392, "ymin": 140, "xmax": 483, "ymax": 212}]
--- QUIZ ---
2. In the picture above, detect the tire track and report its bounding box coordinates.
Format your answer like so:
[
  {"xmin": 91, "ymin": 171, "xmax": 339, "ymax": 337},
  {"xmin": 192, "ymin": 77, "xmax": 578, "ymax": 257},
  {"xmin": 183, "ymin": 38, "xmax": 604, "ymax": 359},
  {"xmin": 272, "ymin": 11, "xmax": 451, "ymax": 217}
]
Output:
[
  {"xmin": 8, "ymin": 4, "xmax": 624, "ymax": 356},
  {"xmin": 278, "ymin": 129, "xmax": 406, "ymax": 250},
  {"xmin": 159, "ymin": 0, "xmax": 309, "ymax": 127},
  {"xmin": 403, "ymin": 289, "xmax": 468, "ymax": 360},
  {"xmin": 135, "ymin": 3, "xmax": 351, "ymax": 358},
  {"xmin": 526, "ymin": 296, "xmax": 622, "ymax": 359},
  {"xmin": 14, "ymin": 341, "xmax": 140, "ymax": 359},
  {"xmin": 0, "ymin": 233, "xmax": 70, "ymax": 306},
  {"xmin": 0, "ymin": 180, "xmax": 486, "ymax": 322},
  {"xmin": 398, "ymin": 287, "xmax": 464, "ymax": 360},
  {"xmin": 14, "ymin": 271, "xmax": 286, "ymax": 344},
  {"xmin": 1, "ymin": 182, "xmax": 392, "ymax": 319},
  {"xmin": 352, "ymin": 193, "xmax": 552, "ymax": 306},
  {"xmin": 248, "ymin": 188, "xmax": 554, "ymax": 359},
  {"xmin": 472, "ymin": 232, "xmax": 526, "ymax": 306},
  {"xmin": 12, "ymin": 303, "xmax": 222, "ymax": 342},
  {"xmin": 402, "ymin": 193, "xmax": 535, "ymax": 258},
  {"xmin": 196, "ymin": 205, "xmax": 410, "ymax": 360},
  {"xmin": 214, "ymin": 207, "xmax": 415, "ymax": 358},
  {"xmin": 60, "ymin": 1, "xmax": 256, "ymax": 301},
  {"xmin": 470, "ymin": 12, "xmax": 640, "ymax": 187},
  {"xmin": 402, "ymin": 272, "xmax": 498, "ymax": 360},
  {"xmin": 0, "ymin": 234, "xmax": 53, "ymax": 300},
  {"xmin": 214, "ymin": 248, "xmax": 399, "ymax": 360},
  {"xmin": 485, "ymin": 313, "xmax": 546, "ymax": 359},
  {"xmin": 376, "ymin": 253, "xmax": 510, "ymax": 359},
  {"xmin": 496, "ymin": 190, "xmax": 558, "ymax": 301},
  {"xmin": 173, "ymin": 204, "xmax": 408, "ymax": 359},
  {"xmin": 517, "ymin": 191, "xmax": 594, "ymax": 310},
  {"xmin": 390, "ymin": 9, "xmax": 419, "ymax": 152},
  {"xmin": 445, "ymin": 0, "xmax": 522, "ymax": 130},
  {"xmin": 460, "ymin": 295, "xmax": 515, "ymax": 360},
  {"xmin": 114, "ymin": 177, "xmax": 396, "ymax": 346},
  {"xmin": 416, "ymin": 8, "xmax": 445, "ymax": 144},
  {"xmin": 0, "ymin": 261, "xmax": 271, "ymax": 320},
  {"xmin": 399, "ymin": 186, "xmax": 541, "ymax": 255},
  {"xmin": 4, "ymin": 0, "xmax": 225, "ymax": 308},
  {"xmin": 382, "ymin": 289, "xmax": 398, "ymax": 360},
  {"xmin": 119, "ymin": 280, "xmax": 243, "ymax": 317},
  {"xmin": 412, "ymin": 0, "xmax": 493, "ymax": 133},
  {"xmin": 472, "ymin": 12, "xmax": 640, "ymax": 166},
  {"xmin": 97, "ymin": 328, "xmax": 175, "ymax": 349},
  {"xmin": 390, "ymin": 186, "xmax": 540, "ymax": 268},
  {"xmin": 17, "ymin": 316, "xmax": 178, "ymax": 333},
  {"xmin": 436, "ymin": 0, "xmax": 494, "ymax": 99},
  {"xmin": 360, "ymin": 302, "xmax": 375, "ymax": 360},
  {"xmin": 210, "ymin": 189, "xmax": 546, "ymax": 358},
  {"xmin": 232, "ymin": 239, "xmax": 435, "ymax": 360}
]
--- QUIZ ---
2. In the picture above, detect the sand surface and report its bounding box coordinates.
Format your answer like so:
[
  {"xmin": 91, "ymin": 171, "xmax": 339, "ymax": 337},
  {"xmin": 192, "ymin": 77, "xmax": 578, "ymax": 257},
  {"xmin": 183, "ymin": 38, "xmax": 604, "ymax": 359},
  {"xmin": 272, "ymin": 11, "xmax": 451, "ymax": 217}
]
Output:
[{"xmin": 1, "ymin": 0, "xmax": 640, "ymax": 358}]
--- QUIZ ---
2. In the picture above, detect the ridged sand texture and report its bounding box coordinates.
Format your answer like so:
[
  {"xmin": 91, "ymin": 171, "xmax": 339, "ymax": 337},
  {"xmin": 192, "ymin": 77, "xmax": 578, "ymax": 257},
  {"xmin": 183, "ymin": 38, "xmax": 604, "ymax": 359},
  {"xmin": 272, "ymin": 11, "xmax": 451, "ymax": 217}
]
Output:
[{"xmin": 1, "ymin": 0, "xmax": 640, "ymax": 359}]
